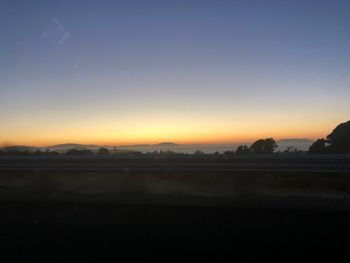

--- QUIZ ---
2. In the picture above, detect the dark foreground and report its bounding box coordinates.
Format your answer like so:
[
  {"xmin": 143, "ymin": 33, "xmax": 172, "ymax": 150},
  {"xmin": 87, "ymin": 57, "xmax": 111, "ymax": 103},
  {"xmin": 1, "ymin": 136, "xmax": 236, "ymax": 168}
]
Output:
[
  {"xmin": 1, "ymin": 155, "xmax": 350, "ymax": 261},
  {"xmin": 1, "ymin": 200, "xmax": 350, "ymax": 261}
]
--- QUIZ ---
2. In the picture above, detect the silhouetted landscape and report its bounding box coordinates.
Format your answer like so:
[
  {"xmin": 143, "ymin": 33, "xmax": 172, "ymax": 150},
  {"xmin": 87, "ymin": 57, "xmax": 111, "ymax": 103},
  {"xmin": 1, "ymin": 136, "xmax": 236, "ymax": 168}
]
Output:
[
  {"xmin": 2, "ymin": 120, "xmax": 350, "ymax": 156},
  {"xmin": 2, "ymin": 0, "xmax": 350, "ymax": 261},
  {"xmin": 0, "ymin": 121, "xmax": 350, "ymax": 260},
  {"xmin": 0, "ymin": 139, "xmax": 314, "ymax": 154}
]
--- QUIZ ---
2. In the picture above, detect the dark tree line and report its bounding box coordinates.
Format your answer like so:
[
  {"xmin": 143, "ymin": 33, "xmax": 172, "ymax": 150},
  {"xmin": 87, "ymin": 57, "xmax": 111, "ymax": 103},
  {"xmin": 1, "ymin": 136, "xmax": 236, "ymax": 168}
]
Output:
[
  {"xmin": 309, "ymin": 120, "xmax": 350, "ymax": 154},
  {"xmin": 234, "ymin": 138, "xmax": 278, "ymax": 154},
  {"xmin": 0, "ymin": 139, "xmax": 280, "ymax": 156},
  {"xmin": 1, "ymin": 120, "xmax": 349, "ymax": 156}
]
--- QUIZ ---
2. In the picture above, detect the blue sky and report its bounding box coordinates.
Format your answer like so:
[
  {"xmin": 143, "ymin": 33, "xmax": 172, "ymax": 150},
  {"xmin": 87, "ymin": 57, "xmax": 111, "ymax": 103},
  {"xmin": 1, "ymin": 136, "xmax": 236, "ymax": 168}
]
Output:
[{"xmin": 1, "ymin": 0, "xmax": 350, "ymax": 145}]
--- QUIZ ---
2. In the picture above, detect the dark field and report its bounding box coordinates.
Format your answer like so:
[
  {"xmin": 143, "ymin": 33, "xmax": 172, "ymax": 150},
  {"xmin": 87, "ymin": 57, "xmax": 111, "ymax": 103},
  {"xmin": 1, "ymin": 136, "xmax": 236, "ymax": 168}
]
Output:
[
  {"xmin": 1, "ymin": 154, "xmax": 350, "ymax": 172},
  {"xmin": 1, "ymin": 155, "xmax": 350, "ymax": 261}
]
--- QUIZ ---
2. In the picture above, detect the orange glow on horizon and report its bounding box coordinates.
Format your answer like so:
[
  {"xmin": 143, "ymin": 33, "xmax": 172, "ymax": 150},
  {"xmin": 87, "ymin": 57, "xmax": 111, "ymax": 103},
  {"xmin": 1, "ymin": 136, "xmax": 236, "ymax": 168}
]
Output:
[
  {"xmin": 1, "ymin": 112, "xmax": 343, "ymax": 147},
  {"xmin": 0, "ymin": 131, "xmax": 327, "ymax": 147}
]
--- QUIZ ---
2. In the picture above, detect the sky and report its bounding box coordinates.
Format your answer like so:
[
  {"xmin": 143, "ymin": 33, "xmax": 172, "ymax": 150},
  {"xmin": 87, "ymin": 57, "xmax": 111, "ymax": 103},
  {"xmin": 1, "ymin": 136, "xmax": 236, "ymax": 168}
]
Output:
[{"xmin": 1, "ymin": 0, "xmax": 350, "ymax": 146}]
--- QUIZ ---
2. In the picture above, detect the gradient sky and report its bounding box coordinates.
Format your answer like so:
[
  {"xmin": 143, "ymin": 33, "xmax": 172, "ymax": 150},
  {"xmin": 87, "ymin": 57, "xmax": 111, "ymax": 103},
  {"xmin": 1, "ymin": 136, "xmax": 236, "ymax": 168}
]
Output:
[{"xmin": 1, "ymin": 0, "xmax": 350, "ymax": 146}]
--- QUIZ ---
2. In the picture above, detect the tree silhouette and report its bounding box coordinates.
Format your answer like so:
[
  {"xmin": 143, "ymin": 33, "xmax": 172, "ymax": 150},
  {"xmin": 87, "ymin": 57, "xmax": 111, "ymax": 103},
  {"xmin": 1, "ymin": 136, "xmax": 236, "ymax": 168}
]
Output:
[
  {"xmin": 326, "ymin": 120, "xmax": 350, "ymax": 153},
  {"xmin": 65, "ymin": 149, "xmax": 94, "ymax": 155},
  {"xmin": 250, "ymin": 138, "xmax": 277, "ymax": 154},
  {"xmin": 97, "ymin": 148, "xmax": 110, "ymax": 155},
  {"xmin": 308, "ymin": 139, "xmax": 327, "ymax": 154},
  {"xmin": 308, "ymin": 120, "xmax": 350, "ymax": 154},
  {"xmin": 236, "ymin": 145, "xmax": 250, "ymax": 154},
  {"xmin": 194, "ymin": 150, "xmax": 204, "ymax": 155}
]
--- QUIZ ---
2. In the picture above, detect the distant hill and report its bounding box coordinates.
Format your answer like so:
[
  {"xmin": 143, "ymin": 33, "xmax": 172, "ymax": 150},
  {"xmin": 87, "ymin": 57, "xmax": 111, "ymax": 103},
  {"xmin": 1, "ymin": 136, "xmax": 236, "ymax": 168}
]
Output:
[
  {"xmin": 1, "ymin": 142, "xmax": 180, "ymax": 154},
  {"xmin": 1, "ymin": 140, "xmax": 313, "ymax": 154},
  {"xmin": 0, "ymin": 146, "xmax": 38, "ymax": 152}
]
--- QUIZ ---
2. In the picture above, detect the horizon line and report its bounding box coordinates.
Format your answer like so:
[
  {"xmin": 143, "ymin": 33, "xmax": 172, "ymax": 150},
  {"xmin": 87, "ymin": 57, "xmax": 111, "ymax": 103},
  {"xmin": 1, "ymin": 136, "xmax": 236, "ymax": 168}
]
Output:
[{"xmin": 0, "ymin": 138, "xmax": 315, "ymax": 148}]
